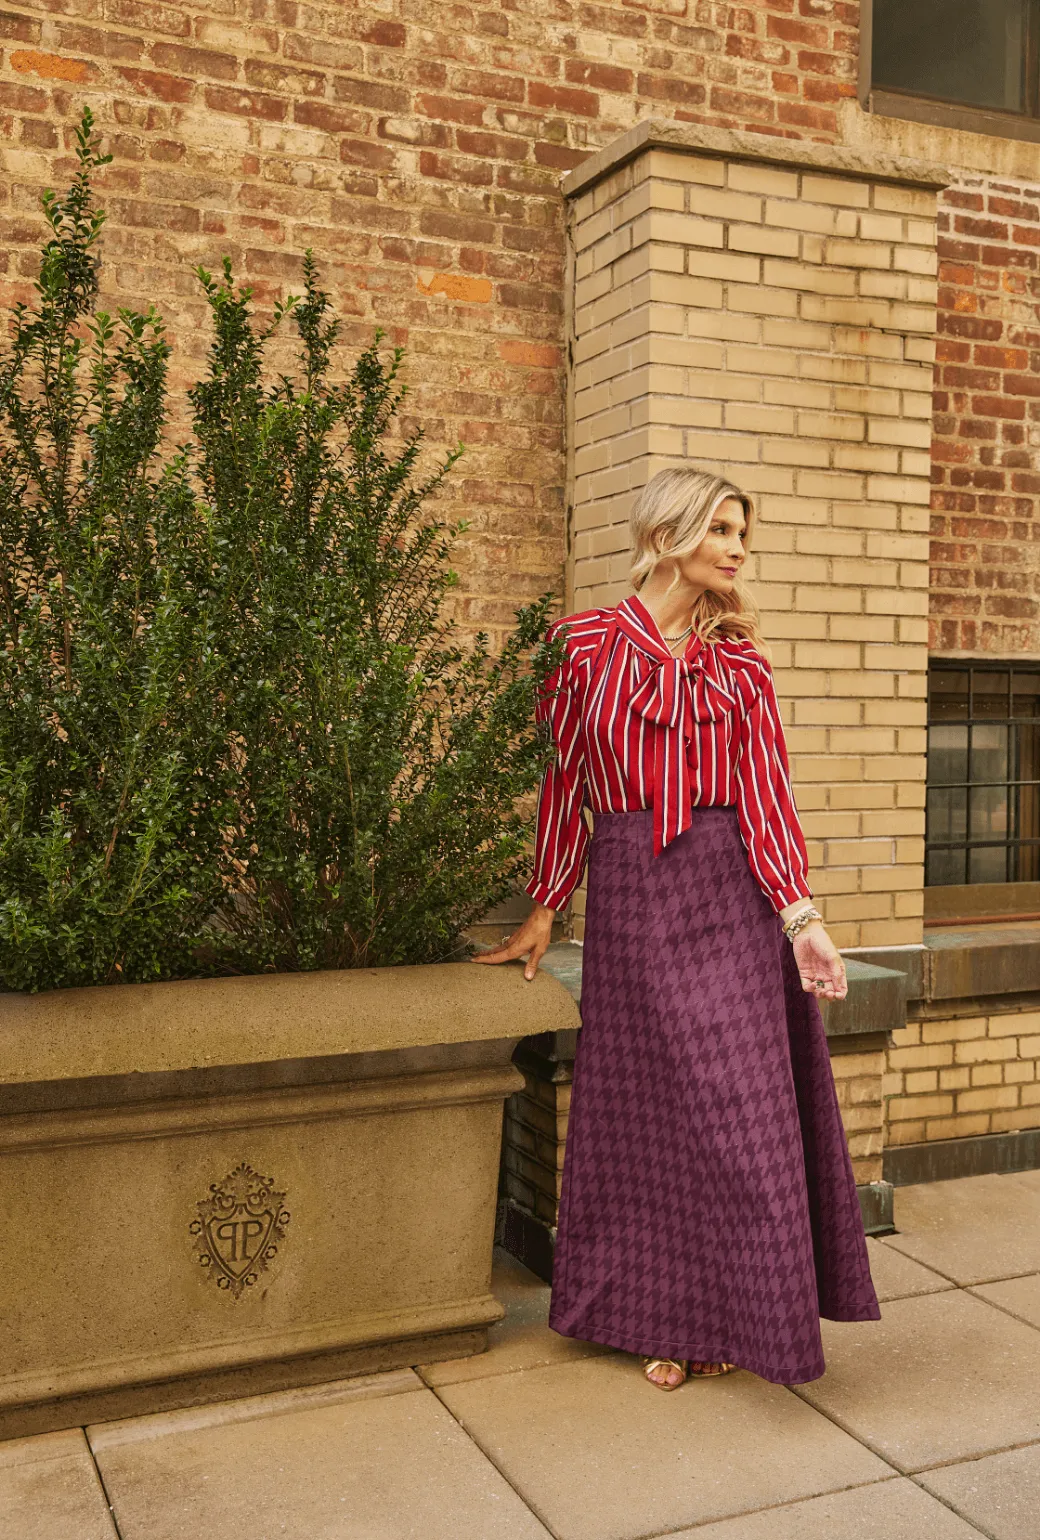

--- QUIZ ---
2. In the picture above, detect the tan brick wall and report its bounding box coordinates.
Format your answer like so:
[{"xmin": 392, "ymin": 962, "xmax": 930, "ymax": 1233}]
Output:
[
  {"xmin": 885, "ymin": 1005, "xmax": 1040, "ymax": 1145},
  {"xmin": 567, "ymin": 131, "xmax": 941, "ymax": 947},
  {"xmin": 830, "ymin": 1038, "xmax": 885, "ymax": 1184}
]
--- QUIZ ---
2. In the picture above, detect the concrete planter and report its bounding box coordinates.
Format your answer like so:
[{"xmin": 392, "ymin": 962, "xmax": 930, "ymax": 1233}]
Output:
[{"xmin": 0, "ymin": 962, "xmax": 578, "ymax": 1437}]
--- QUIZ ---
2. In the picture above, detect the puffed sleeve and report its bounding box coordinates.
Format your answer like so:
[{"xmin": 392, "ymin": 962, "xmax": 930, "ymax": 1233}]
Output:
[
  {"xmin": 732, "ymin": 648, "xmax": 813, "ymax": 914},
  {"xmin": 524, "ymin": 621, "xmax": 590, "ymax": 912}
]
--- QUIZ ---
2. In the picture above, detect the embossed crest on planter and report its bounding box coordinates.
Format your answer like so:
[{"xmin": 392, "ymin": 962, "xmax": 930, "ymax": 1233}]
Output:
[{"xmin": 190, "ymin": 1163, "xmax": 290, "ymax": 1299}]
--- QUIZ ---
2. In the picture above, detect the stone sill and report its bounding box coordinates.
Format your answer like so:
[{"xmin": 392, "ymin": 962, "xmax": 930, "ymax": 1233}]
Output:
[
  {"xmin": 849, "ymin": 922, "xmax": 1040, "ymax": 1009},
  {"xmin": 539, "ymin": 941, "xmax": 908, "ymax": 1046},
  {"xmin": 921, "ymin": 921, "xmax": 1040, "ymax": 1004}
]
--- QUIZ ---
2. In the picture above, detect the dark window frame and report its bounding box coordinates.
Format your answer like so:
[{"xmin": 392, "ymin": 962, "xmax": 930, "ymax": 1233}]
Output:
[
  {"xmin": 925, "ymin": 659, "xmax": 1040, "ymax": 921},
  {"xmin": 859, "ymin": 0, "xmax": 1040, "ymax": 146}
]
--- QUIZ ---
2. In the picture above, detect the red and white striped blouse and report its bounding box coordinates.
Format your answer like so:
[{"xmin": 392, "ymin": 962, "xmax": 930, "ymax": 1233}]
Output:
[{"xmin": 525, "ymin": 594, "xmax": 813, "ymax": 916}]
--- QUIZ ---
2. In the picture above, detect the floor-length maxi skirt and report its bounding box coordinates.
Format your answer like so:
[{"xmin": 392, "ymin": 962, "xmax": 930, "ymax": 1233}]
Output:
[{"xmin": 548, "ymin": 807, "xmax": 881, "ymax": 1385}]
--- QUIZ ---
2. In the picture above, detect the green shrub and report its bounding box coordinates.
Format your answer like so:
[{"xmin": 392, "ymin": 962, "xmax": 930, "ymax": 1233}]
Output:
[
  {"xmin": 0, "ymin": 114, "xmax": 235, "ymax": 990},
  {"xmin": 0, "ymin": 111, "xmax": 560, "ymax": 991}
]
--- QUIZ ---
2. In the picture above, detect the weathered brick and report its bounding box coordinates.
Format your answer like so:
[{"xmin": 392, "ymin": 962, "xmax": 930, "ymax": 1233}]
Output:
[
  {"xmin": 528, "ymin": 80, "xmax": 598, "ymax": 117},
  {"xmin": 888, "ymin": 1043, "xmax": 954, "ymax": 1071},
  {"xmin": 565, "ymin": 58, "xmax": 633, "ymax": 94},
  {"xmin": 151, "ymin": 42, "xmax": 238, "ymax": 79},
  {"xmin": 205, "ymin": 85, "xmax": 285, "ymax": 121},
  {"xmin": 888, "ymin": 1094, "xmax": 954, "ymax": 1121},
  {"xmin": 925, "ymin": 1113, "xmax": 991, "ymax": 1141},
  {"xmin": 955, "ymin": 1037, "xmax": 1019, "ymax": 1065},
  {"xmin": 105, "ymin": 0, "xmax": 190, "ymax": 36},
  {"xmin": 0, "ymin": 10, "xmax": 42, "ymax": 43},
  {"xmin": 416, "ymin": 271, "xmax": 492, "ymax": 303},
  {"xmin": 11, "ymin": 48, "xmax": 92, "ymax": 81},
  {"xmin": 116, "ymin": 66, "xmax": 194, "ymax": 102}
]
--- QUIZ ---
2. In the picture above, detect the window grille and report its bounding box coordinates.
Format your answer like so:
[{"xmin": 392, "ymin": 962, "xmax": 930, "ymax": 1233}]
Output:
[{"xmin": 926, "ymin": 660, "xmax": 1040, "ymax": 887}]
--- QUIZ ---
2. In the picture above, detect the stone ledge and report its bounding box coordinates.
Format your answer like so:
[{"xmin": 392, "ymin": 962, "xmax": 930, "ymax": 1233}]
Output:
[
  {"xmin": 828, "ymin": 923, "xmax": 1040, "ymax": 1008},
  {"xmin": 921, "ymin": 922, "xmax": 1040, "ymax": 1004},
  {"xmin": 561, "ymin": 118, "xmax": 951, "ymax": 202},
  {"xmin": 843, "ymin": 943, "xmax": 926, "ymax": 1002},
  {"xmin": 820, "ymin": 960, "xmax": 909, "ymax": 1041},
  {"xmin": 0, "ymin": 960, "xmax": 581, "ymax": 1089}
]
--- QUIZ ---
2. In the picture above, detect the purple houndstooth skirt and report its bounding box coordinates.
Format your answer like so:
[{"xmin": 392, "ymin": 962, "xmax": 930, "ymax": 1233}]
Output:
[{"xmin": 547, "ymin": 806, "xmax": 881, "ymax": 1385}]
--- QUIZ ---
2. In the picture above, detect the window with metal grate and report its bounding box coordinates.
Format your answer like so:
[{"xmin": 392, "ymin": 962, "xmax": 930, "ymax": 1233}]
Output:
[{"xmin": 926, "ymin": 660, "xmax": 1040, "ymax": 887}]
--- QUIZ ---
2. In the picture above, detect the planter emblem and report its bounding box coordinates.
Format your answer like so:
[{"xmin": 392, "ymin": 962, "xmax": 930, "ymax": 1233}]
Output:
[{"xmin": 190, "ymin": 1164, "xmax": 291, "ymax": 1299}]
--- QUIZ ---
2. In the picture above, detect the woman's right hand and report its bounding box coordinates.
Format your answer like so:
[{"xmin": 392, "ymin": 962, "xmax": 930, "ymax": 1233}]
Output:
[{"xmin": 471, "ymin": 903, "xmax": 555, "ymax": 981}]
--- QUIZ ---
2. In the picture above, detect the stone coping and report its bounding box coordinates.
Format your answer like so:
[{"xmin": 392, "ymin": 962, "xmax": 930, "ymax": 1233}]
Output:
[
  {"xmin": 538, "ymin": 941, "xmax": 908, "ymax": 1041},
  {"xmin": 922, "ymin": 921, "xmax": 1040, "ymax": 1003},
  {"xmin": 850, "ymin": 922, "xmax": 1040, "ymax": 1006},
  {"xmin": 560, "ymin": 118, "xmax": 951, "ymax": 201},
  {"xmin": 0, "ymin": 962, "xmax": 580, "ymax": 1088}
]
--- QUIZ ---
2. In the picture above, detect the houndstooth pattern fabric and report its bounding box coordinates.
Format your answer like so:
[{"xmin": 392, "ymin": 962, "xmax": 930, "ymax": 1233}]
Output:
[{"xmin": 547, "ymin": 807, "xmax": 881, "ymax": 1385}]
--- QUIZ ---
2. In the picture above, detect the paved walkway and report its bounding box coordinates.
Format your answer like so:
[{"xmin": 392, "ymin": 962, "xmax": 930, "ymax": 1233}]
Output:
[{"xmin": 5, "ymin": 1169, "xmax": 1040, "ymax": 1540}]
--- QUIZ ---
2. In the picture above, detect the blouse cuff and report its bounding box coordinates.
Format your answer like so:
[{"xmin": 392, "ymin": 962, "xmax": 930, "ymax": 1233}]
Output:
[
  {"xmin": 767, "ymin": 879, "xmax": 814, "ymax": 916},
  {"xmin": 524, "ymin": 873, "xmax": 576, "ymax": 914}
]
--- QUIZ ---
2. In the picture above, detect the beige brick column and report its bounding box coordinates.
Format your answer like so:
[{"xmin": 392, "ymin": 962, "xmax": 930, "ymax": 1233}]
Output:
[{"xmin": 563, "ymin": 122, "xmax": 947, "ymax": 952}]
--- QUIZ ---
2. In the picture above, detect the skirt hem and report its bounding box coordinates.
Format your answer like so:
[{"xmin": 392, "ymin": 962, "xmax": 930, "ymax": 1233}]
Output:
[
  {"xmin": 821, "ymin": 1304, "xmax": 882, "ymax": 1323},
  {"xmin": 547, "ymin": 1316, "xmax": 827, "ymax": 1386}
]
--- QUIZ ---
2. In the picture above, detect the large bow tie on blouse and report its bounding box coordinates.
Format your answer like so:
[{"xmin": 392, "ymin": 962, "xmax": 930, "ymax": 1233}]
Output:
[{"xmin": 624, "ymin": 627, "xmax": 736, "ymax": 858}]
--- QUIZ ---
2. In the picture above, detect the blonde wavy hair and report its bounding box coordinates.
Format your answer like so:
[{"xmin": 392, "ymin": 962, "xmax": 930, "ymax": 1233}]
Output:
[{"xmin": 630, "ymin": 467, "xmax": 766, "ymax": 654}]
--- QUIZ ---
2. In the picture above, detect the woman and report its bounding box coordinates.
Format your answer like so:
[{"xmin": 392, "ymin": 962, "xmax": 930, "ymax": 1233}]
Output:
[{"xmin": 475, "ymin": 467, "xmax": 881, "ymax": 1390}]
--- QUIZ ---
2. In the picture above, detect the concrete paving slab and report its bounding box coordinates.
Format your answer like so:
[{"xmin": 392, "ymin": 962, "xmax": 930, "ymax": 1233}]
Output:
[
  {"xmin": 419, "ymin": 1249, "xmax": 612, "ymax": 1386},
  {"xmin": 436, "ymin": 1350, "xmax": 890, "ymax": 1540},
  {"xmin": 795, "ymin": 1290, "xmax": 1040, "ymax": 1472},
  {"xmin": 92, "ymin": 1381, "xmax": 552, "ymax": 1540},
  {"xmin": 662, "ymin": 1476, "xmax": 986, "ymax": 1539},
  {"xmin": 881, "ymin": 1172, "xmax": 1040, "ymax": 1285},
  {"xmin": 88, "ymin": 1367, "xmax": 422, "ymax": 1450},
  {"xmin": 917, "ymin": 1441, "xmax": 1040, "ymax": 1540},
  {"xmin": 867, "ymin": 1236, "xmax": 956, "ymax": 1302},
  {"xmin": 970, "ymin": 1272, "xmax": 1040, "ymax": 1331},
  {"xmin": 0, "ymin": 1430, "xmax": 117, "ymax": 1540}
]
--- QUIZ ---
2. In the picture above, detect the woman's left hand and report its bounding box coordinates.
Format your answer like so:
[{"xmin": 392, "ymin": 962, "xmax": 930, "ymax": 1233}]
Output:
[{"xmin": 791, "ymin": 921, "xmax": 847, "ymax": 1001}]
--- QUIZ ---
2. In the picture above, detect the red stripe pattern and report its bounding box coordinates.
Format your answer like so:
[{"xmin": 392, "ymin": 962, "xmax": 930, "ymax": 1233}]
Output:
[{"xmin": 525, "ymin": 594, "xmax": 813, "ymax": 915}]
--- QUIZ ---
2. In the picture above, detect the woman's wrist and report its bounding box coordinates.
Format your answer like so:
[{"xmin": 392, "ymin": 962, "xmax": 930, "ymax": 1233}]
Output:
[{"xmin": 781, "ymin": 903, "xmax": 825, "ymax": 942}]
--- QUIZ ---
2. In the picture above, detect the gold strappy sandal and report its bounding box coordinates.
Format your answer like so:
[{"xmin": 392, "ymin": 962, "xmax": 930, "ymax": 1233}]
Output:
[
  {"xmin": 643, "ymin": 1356, "xmax": 688, "ymax": 1389},
  {"xmin": 688, "ymin": 1360, "xmax": 737, "ymax": 1377}
]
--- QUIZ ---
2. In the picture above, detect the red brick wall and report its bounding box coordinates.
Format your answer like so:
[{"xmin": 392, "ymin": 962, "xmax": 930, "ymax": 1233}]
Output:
[
  {"xmin": 0, "ymin": 0, "xmax": 859, "ymax": 642},
  {"xmin": 931, "ymin": 176, "xmax": 1040, "ymax": 656}
]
